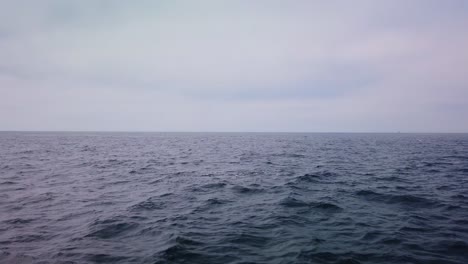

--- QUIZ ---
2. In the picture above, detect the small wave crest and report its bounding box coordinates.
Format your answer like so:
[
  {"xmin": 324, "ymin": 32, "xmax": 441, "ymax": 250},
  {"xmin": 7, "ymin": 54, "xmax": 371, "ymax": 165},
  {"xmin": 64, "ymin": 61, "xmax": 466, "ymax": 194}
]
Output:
[
  {"xmin": 279, "ymin": 197, "xmax": 342, "ymax": 212},
  {"xmin": 356, "ymin": 190, "xmax": 438, "ymax": 208},
  {"xmin": 86, "ymin": 218, "xmax": 139, "ymax": 239},
  {"xmin": 231, "ymin": 185, "xmax": 264, "ymax": 194}
]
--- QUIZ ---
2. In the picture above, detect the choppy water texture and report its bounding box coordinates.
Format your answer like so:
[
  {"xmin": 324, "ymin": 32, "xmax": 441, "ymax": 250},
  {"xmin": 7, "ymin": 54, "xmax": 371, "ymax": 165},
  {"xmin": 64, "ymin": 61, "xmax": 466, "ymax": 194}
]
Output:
[{"xmin": 1, "ymin": 132, "xmax": 468, "ymax": 264}]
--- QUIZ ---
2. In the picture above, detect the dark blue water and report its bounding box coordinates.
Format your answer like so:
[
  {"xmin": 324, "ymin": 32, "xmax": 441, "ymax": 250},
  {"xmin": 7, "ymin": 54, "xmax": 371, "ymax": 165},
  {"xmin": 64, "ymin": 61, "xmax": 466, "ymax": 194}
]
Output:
[{"xmin": 1, "ymin": 132, "xmax": 467, "ymax": 264}]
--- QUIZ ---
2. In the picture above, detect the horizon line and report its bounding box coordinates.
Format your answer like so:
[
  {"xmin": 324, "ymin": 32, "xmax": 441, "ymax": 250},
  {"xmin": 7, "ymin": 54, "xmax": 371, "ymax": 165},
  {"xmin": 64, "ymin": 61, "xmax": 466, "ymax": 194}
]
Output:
[{"xmin": 1, "ymin": 130, "xmax": 467, "ymax": 134}]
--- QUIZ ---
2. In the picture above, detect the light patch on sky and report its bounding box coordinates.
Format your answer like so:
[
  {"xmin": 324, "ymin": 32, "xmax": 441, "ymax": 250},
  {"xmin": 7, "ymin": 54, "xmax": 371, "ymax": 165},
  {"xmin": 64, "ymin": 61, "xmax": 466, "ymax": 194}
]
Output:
[{"xmin": 1, "ymin": 0, "xmax": 467, "ymax": 132}]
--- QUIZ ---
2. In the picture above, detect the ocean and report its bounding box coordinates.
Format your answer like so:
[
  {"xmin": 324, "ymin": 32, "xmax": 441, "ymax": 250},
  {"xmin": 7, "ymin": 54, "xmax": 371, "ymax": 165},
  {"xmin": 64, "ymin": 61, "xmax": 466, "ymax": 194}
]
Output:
[{"xmin": 0, "ymin": 132, "xmax": 467, "ymax": 264}]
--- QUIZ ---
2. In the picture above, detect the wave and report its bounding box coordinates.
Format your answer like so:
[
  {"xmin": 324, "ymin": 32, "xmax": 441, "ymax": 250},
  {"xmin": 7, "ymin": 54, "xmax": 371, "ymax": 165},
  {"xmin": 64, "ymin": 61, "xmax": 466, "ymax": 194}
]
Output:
[
  {"xmin": 231, "ymin": 185, "xmax": 264, "ymax": 194},
  {"xmin": 3, "ymin": 218, "xmax": 34, "ymax": 225},
  {"xmin": 155, "ymin": 235, "xmax": 237, "ymax": 264},
  {"xmin": 356, "ymin": 190, "xmax": 438, "ymax": 208},
  {"xmin": 85, "ymin": 253, "xmax": 131, "ymax": 263},
  {"xmin": 86, "ymin": 218, "xmax": 139, "ymax": 239},
  {"xmin": 130, "ymin": 197, "xmax": 167, "ymax": 211},
  {"xmin": 191, "ymin": 182, "xmax": 227, "ymax": 192},
  {"xmin": 280, "ymin": 197, "xmax": 342, "ymax": 212},
  {"xmin": 2, "ymin": 132, "xmax": 468, "ymax": 264}
]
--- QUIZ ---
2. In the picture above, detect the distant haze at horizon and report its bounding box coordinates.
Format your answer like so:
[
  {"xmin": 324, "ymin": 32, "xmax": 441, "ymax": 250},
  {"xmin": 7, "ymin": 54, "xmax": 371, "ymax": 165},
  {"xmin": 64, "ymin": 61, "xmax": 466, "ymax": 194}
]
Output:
[
  {"xmin": 1, "ymin": 131, "xmax": 467, "ymax": 134},
  {"xmin": 1, "ymin": 1, "xmax": 468, "ymax": 132}
]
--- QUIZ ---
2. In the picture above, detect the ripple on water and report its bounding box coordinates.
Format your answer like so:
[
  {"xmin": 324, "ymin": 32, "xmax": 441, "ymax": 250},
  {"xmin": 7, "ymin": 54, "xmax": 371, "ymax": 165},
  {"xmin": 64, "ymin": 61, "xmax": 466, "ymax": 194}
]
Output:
[
  {"xmin": 3, "ymin": 218, "xmax": 34, "ymax": 225},
  {"xmin": 279, "ymin": 197, "xmax": 343, "ymax": 213},
  {"xmin": 86, "ymin": 253, "xmax": 132, "ymax": 263},
  {"xmin": 191, "ymin": 182, "xmax": 227, "ymax": 192},
  {"xmin": 231, "ymin": 185, "xmax": 265, "ymax": 194},
  {"xmin": 155, "ymin": 236, "xmax": 238, "ymax": 264},
  {"xmin": 130, "ymin": 197, "xmax": 167, "ymax": 211},
  {"xmin": 356, "ymin": 190, "xmax": 439, "ymax": 208},
  {"xmin": 1, "ymin": 133, "xmax": 468, "ymax": 264},
  {"xmin": 86, "ymin": 218, "xmax": 139, "ymax": 239}
]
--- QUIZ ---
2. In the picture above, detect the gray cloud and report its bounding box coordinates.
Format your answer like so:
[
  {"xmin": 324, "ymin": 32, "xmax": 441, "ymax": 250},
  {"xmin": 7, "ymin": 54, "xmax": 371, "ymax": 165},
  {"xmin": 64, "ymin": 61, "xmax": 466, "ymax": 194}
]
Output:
[{"xmin": 1, "ymin": 0, "xmax": 467, "ymax": 132}]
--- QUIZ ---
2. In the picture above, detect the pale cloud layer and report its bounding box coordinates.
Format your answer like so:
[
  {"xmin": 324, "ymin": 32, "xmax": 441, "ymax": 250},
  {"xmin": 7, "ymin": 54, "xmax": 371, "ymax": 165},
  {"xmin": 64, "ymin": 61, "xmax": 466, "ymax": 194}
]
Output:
[{"xmin": 1, "ymin": 0, "xmax": 467, "ymax": 132}]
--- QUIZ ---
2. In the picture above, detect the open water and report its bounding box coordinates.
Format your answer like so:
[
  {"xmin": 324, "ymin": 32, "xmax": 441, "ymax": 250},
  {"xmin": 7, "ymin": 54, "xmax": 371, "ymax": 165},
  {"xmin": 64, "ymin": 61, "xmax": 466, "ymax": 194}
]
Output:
[{"xmin": 0, "ymin": 132, "xmax": 467, "ymax": 263}]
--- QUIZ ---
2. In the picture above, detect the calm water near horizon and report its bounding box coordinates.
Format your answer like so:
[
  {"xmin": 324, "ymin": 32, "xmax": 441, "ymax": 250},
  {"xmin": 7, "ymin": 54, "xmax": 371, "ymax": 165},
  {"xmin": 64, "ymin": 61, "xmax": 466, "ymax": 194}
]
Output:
[{"xmin": 1, "ymin": 132, "xmax": 467, "ymax": 263}]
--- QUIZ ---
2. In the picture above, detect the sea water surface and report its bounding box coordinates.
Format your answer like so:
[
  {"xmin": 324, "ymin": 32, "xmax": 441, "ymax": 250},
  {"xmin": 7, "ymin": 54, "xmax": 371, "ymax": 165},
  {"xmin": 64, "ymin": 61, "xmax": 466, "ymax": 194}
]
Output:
[{"xmin": 0, "ymin": 132, "xmax": 467, "ymax": 264}]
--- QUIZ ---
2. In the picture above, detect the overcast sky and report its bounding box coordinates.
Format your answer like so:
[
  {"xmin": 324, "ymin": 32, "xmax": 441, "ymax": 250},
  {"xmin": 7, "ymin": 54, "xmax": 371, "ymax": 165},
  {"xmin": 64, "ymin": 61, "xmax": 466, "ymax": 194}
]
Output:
[{"xmin": 1, "ymin": 0, "xmax": 467, "ymax": 132}]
